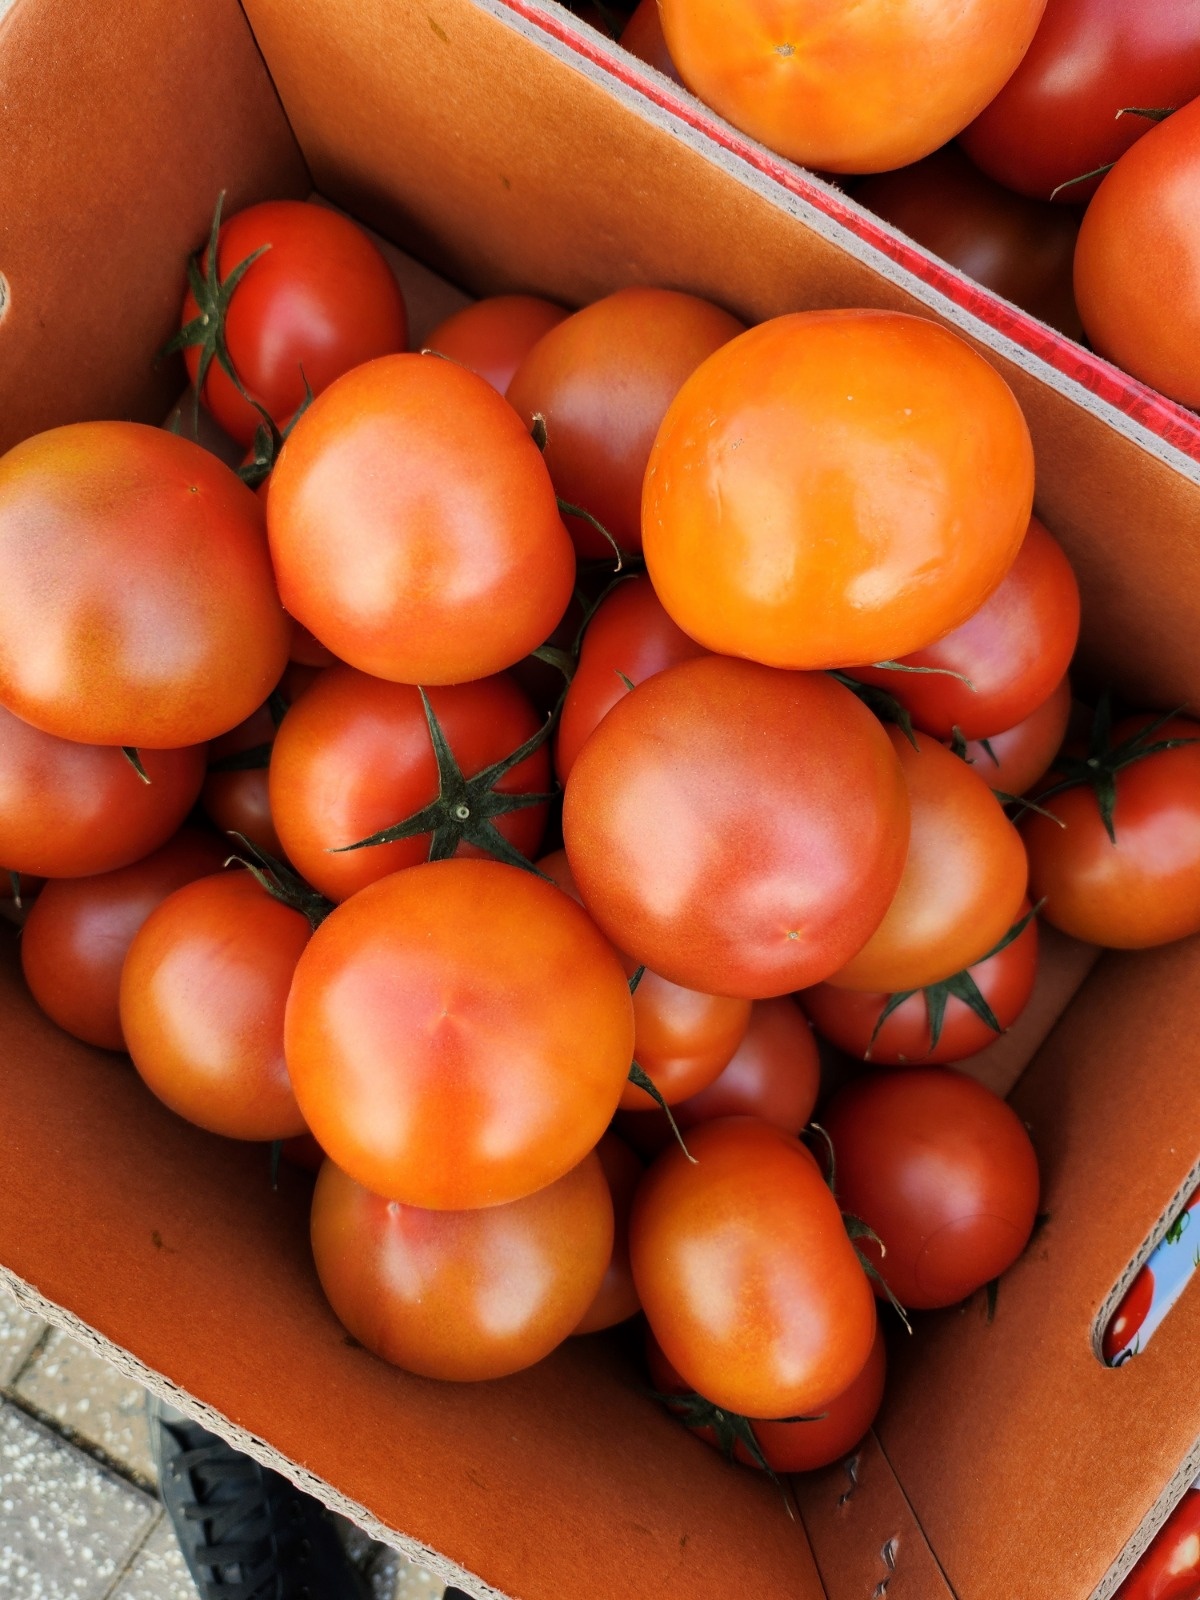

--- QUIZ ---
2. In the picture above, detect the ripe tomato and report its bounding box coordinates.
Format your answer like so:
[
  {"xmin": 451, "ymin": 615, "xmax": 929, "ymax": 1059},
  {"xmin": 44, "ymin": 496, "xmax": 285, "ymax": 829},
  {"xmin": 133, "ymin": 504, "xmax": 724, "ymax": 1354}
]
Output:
[
  {"xmin": 507, "ymin": 287, "xmax": 744, "ymax": 558},
  {"xmin": 1025, "ymin": 713, "xmax": 1200, "ymax": 946},
  {"xmin": 175, "ymin": 199, "xmax": 408, "ymax": 445},
  {"xmin": 20, "ymin": 829, "xmax": 227, "ymax": 1051},
  {"xmin": 959, "ymin": 0, "xmax": 1200, "ymax": 204},
  {"xmin": 0, "ymin": 424, "xmax": 288, "ymax": 747},
  {"xmin": 202, "ymin": 699, "xmax": 286, "ymax": 860},
  {"xmin": 656, "ymin": 0, "xmax": 1047, "ymax": 173},
  {"xmin": 1116, "ymin": 1485, "xmax": 1200, "ymax": 1600},
  {"xmin": 563, "ymin": 657, "xmax": 909, "ymax": 998},
  {"xmin": 573, "ymin": 1132, "xmax": 644, "ymax": 1335},
  {"xmin": 647, "ymin": 1318, "xmax": 886, "ymax": 1474},
  {"xmin": 826, "ymin": 729, "xmax": 1028, "ymax": 993},
  {"xmin": 1074, "ymin": 99, "xmax": 1200, "ymax": 409},
  {"xmin": 555, "ymin": 576, "xmax": 708, "ymax": 784},
  {"xmin": 800, "ymin": 901, "xmax": 1039, "ymax": 1065},
  {"xmin": 311, "ymin": 1152, "xmax": 613, "ymax": 1382},
  {"xmin": 643, "ymin": 312, "xmax": 1034, "ymax": 671},
  {"xmin": 631, "ymin": 1118, "xmax": 876, "ymax": 1418},
  {"xmin": 853, "ymin": 146, "xmax": 1082, "ymax": 337},
  {"xmin": 0, "ymin": 707, "xmax": 206, "ymax": 878},
  {"xmin": 285, "ymin": 859, "xmax": 634, "ymax": 1208},
  {"xmin": 621, "ymin": 0, "xmax": 683, "ymax": 82},
  {"xmin": 956, "ymin": 673, "xmax": 1072, "ymax": 800},
  {"xmin": 424, "ymin": 295, "xmax": 568, "ymax": 394},
  {"xmin": 120, "ymin": 871, "xmax": 311, "ymax": 1141},
  {"xmin": 270, "ymin": 667, "xmax": 551, "ymax": 902},
  {"xmin": 1103, "ymin": 1263, "xmax": 1155, "ymax": 1364},
  {"xmin": 268, "ymin": 354, "xmax": 575, "ymax": 685},
  {"xmin": 822, "ymin": 1068, "xmax": 1040, "ymax": 1310}
]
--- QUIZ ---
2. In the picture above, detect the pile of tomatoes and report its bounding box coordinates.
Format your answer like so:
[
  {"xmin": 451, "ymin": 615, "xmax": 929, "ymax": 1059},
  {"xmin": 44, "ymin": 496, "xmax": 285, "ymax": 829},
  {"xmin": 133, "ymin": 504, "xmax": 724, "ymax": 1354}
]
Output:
[{"xmin": 4, "ymin": 195, "xmax": 1200, "ymax": 1491}]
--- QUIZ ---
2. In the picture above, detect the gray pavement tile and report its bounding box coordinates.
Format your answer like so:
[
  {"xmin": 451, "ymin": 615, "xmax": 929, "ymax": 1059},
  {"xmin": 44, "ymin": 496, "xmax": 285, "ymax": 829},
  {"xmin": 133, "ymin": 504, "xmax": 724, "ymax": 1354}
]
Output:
[
  {"xmin": 106, "ymin": 1515, "xmax": 197, "ymax": 1600},
  {"xmin": 0, "ymin": 1400, "xmax": 157, "ymax": 1599},
  {"xmin": 0, "ymin": 1281, "xmax": 48, "ymax": 1388},
  {"xmin": 14, "ymin": 1330, "xmax": 155, "ymax": 1484}
]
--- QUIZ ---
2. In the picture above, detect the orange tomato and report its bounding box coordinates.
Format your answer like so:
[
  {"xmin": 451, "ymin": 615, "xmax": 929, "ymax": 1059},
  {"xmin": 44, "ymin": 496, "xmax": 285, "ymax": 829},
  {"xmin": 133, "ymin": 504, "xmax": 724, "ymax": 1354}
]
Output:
[
  {"xmin": 574, "ymin": 1132, "xmax": 645, "ymax": 1335},
  {"xmin": 424, "ymin": 294, "xmax": 569, "ymax": 394}
]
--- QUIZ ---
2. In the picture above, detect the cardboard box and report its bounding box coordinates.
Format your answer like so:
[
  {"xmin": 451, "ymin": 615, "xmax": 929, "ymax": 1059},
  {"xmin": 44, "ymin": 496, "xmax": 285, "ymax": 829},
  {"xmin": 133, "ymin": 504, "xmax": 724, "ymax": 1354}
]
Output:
[{"xmin": 2, "ymin": 1, "xmax": 1199, "ymax": 1595}]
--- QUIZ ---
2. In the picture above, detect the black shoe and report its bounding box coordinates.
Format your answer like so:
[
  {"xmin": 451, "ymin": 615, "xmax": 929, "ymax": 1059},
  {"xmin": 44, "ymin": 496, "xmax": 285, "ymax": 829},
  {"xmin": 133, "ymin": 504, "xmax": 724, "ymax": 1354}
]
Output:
[{"xmin": 147, "ymin": 1392, "xmax": 373, "ymax": 1599}]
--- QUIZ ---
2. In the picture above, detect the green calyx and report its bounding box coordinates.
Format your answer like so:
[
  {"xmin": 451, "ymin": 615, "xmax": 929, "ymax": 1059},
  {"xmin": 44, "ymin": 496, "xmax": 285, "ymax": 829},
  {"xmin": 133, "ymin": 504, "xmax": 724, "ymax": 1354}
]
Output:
[
  {"xmin": 528, "ymin": 412, "xmax": 634, "ymax": 572},
  {"xmin": 238, "ymin": 375, "xmax": 315, "ymax": 488},
  {"xmin": 830, "ymin": 672, "xmax": 918, "ymax": 749},
  {"xmin": 808, "ymin": 1123, "xmax": 912, "ymax": 1334},
  {"xmin": 650, "ymin": 1384, "xmax": 820, "ymax": 1501},
  {"xmin": 226, "ymin": 832, "xmax": 333, "ymax": 931},
  {"xmin": 122, "ymin": 747, "xmax": 151, "ymax": 784}
]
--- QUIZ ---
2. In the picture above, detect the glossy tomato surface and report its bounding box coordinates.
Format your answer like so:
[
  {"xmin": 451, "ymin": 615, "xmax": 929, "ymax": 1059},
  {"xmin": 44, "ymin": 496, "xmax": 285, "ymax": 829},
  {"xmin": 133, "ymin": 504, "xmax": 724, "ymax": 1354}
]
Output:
[
  {"xmin": 285, "ymin": 859, "xmax": 634, "ymax": 1209},
  {"xmin": 827, "ymin": 729, "xmax": 1028, "ymax": 993},
  {"xmin": 0, "ymin": 423, "xmax": 288, "ymax": 747},
  {"xmin": 202, "ymin": 698, "xmax": 285, "ymax": 860},
  {"xmin": 424, "ymin": 295, "xmax": 568, "ymax": 393},
  {"xmin": 957, "ymin": 674, "xmax": 1072, "ymax": 799},
  {"xmin": 621, "ymin": 0, "xmax": 683, "ymax": 81},
  {"xmin": 563, "ymin": 656, "xmax": 910, "ymax": 998},
  {"xmin": 20, "ymin": 829, "xmax": 227, "ymax": 1051},
  {"xmin": 1115, "ymin": 1484, "xmax": 1200, "ymax": 1600},
  {"xmin": 1103, "ymin": 1264, "xmax": 1155, "ymax": 1364},
  {"xmin": 507, "ymin": 287, "xmax": 744, "ymax": 558},
  {"xmin": 631, "ymin": 1118, "xmax": 876, "ymax": 1418},
  {"xmin": 312, "ymin": 1152, "xmax": 612, "ymax": 1382},
  {"xmin": 822, "ymin": 1068, "xmax": 1040, "ymax": 1310},
  {"xmin": 574, "ymin": 1132, "xmax": 644, "ymax": 1334},
  {"xmin": 643, "ymin": 312, "xmax": 1034, "ymax": 670},
  {"xmin": 268, "ymin": 354, "xmax": 575, "ymax": 684}
]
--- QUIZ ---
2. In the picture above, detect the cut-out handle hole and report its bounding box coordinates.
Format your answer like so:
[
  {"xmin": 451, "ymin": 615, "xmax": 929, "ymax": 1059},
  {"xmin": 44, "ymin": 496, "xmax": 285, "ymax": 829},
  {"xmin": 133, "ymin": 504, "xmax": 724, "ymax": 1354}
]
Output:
[{"xmin": 1099, "ymin": 1175, "xmax": 1200, "ymax": 1365}]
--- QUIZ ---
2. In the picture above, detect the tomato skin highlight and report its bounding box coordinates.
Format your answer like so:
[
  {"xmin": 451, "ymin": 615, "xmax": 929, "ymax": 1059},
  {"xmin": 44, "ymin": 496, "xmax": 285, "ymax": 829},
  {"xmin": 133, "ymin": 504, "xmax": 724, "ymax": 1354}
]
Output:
[
  {"xmin": 573, "ymin": 1132, "xmax": 644, "ymax": 1335},
  {"xmin": 956, "ymin": 674, "xmax": 1072, "ymax": 800},
  {"xmin": 631, "ymin": 1117, "xmax": 877, "ymax": 1419},
  {"xmin": 1115, "ymin": 1482, "xmax": 1200, "ymax": 1600},
  {"xmin": 268, "ymin": 353, "xmax": 576, "ymax": 686},
  {"xmin": 424, "ymin": 295, "xmax": 568, "ymax": 394},
  {"xmin": 643, "ymin": 312, "xmax": 1034, "ymax": 671},
  {"xmin": 1103, "ymin": 1263, "xmax": 1154, "ymax": 1364},
  {"xmin": 311, "ymin": 1152, "xmax": 613, "ymax": 1383}
]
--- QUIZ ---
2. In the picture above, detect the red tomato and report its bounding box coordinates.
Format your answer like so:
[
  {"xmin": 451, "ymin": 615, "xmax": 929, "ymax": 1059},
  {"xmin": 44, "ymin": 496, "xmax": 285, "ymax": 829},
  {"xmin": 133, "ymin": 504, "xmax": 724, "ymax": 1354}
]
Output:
[
  {"xmin": 1024, "ymin": 714, "xmax": 1200, "ymax": 947},
  {"xmin": 424, "ymin": 295, "xmax": 569, "ymax": 394},
  {"xmin": 507, "ymin": 287, "xmax": 744, "ymax": 558},
  {"xmin": 0, "ymin": 423, "xmax": 288, "ymax": 747},
  {"xmin": 960, "ymin": 0, "xmax": 1200, "ymax": 204},
  {"xmin": 120, "ymin": 871, "xmax": 311, "ymax": 1141},
  {"xmin": 956, "ymin": 673, "xmax": 1072, "ymax": 800},
  {"xmin": 176, "ymin": 199, "xmax": 408, "ymax": 445},
  {"xmin": 850, "ymin": 517, "xmax": 1079, "ymax": 741},
  {"xmin": 563, "ymin": 657, "xmax": 910, "ymax": 998},
  {"xmin": 621, "ymin": 0, "xmax": 683, "ymax": 82},
  {"xmin": 643, "ymin": 312, "xmax": 1034, "ymax": 671},
  {"xmin": 270, "ymin": 667, "xmax": 551, "ymax": 902},
  {"xmin": 657, "ymin": 0, "xmax": 1047, "ymax": 173},
  {"xmin": 1103, "ymin": 1264, "xmax": 1155, "ymax": 1364},
  {"xmin": 852, "ymin": 146, "xmax": 1082, "ymax": 337},
  {"xmin": 19, "ymin": 829, "xmax": 227, "ymax": 1051},
  {"xmin": 573, "ymin": 1132, "xmax": 644, "ymax": 1335},
  {"xmin": 1074, "ymin": 99, "xmax": 1200, "ymax": 409},
  {"xmin": 202, "ymin": 699, "xmax": 286, "ymax": 860},
  {"xmin": 647, "ymin": 1319, "xmax": 886, "ymax": 1474},
  {"xmin": 0, "ymin": 707, "xmax": 206, "ymax": 879},
  {"xmin": 800, "ymin": 901, "xmax": 1039, "ymax": 1065},
  {"xmin": 555, "ymin": 576, "xmax": 708, "ymax": 784},
  {"xmin": 631, "ymin": 1118, "xmax": 876, "ymax": 1418},
  {"xmin": 285, "ymin": 859, "xmax": 634, "ymax": 1209},
  {"xmin": 822, "ymin": 1068, "xmax": 1040, "ymax": 1310},
  {"xmin": 268, "ymin": 354, "xmax": 575, "ymax": 685},
  {"xmin": 311, "ymin": 1152, "xmax": 613, "ymax": 1382},
  {"xmin": 826, "ymin": 729, "xmax": 1028, "ymax": 993},
  {"xmin": 1116, "ymin": 1485, "xmax": 1200, "ymax": 1600}
]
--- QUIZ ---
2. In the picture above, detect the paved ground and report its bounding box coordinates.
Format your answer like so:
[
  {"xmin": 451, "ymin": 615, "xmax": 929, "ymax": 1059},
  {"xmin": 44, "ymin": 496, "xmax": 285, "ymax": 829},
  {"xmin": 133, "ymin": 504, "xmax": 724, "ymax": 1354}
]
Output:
[{"xmin": 0, "ymin": 1283, "xmax": 444, "ymax": 1599}]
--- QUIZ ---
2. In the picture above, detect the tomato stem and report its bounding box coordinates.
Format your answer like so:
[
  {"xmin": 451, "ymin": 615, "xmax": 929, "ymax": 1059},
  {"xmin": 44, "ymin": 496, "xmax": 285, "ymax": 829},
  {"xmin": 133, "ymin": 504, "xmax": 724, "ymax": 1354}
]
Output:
[
  {"xmin": 121, "ymin": 747, "xmax": 151, "ymax": 784},
  {"xmin": 629, "ymin": 1060, "xmax": 695, "ymax": 1161}
]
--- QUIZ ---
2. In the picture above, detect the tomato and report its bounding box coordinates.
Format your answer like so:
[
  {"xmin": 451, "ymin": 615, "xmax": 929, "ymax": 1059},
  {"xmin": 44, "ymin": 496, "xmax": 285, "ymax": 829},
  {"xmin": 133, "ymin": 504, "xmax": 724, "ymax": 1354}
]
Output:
[
  {"xmin": 285, "ymin": 859, "xmax": 634, "ymax": 1209},
  {"xmin": 852, "ymin": 147, "xmax": 1082, "ymax": 337},
  {"xmin": 1116, "ymin": 1485, "xmax": 1200, "ymax": 1600},
  {"xmin": 956, "ymin": 673, "xmax": 1072, "ymax": 800},
  {"xmin": 631, "ymin": 1118, "xmax": 876, "ymax": 1418},
  {"xmin": 621, "ymin": 0, "xmax": 683, "ymax": 82},
  {"xmin": 826, "ymin": 729, "xmax": 1028, "ymax": 993},
  {"xmin": 424, "ymin": 295, "xmax": 569, "ymax": 394},
  {"xmin": 643, "ymin": 312, "xmax": 1034, "ymax": 671},
  {"xmin": 822, "ymin": 1068, "xmax": 1040, "ymax": 1310},
  {"xmin": 555, "ymin": 576, "xmax": 708, "ymax": 784},
  {"xmin": 268, "ymin": 354, "xmax": 575, "ymax": 685},
  {"xmin": 647, "ymin": 1319, "xmax": 886, "ymax": 1474},
  {"xmin": 563, "ymin": 657, "xmax": 909, "ymax": 998},
  {"xmin": 19, "ymin": 829, "xmax": 227, "ymax": 1051},
  {"xmin": 120, "ymin": 870, "xmax": 310, "ymax": 1140},
  {"xmin": 175, "ymin": 198, "xmax": 408, "ymax": 446},
  {"xmin": 506, "ymin": 287, "xmax": 744, "ymax": 558},
  {"xmin": 1103, "ymin": 1263, "xmax": 1155, "ymax": 1364},
  {"xmin": 270, "ymin": 667, "xmax": 551, "ymax": 902},
  {"xmin": 202, "ymin": 699, "xmax": 286, "ymax": 860},
  {"xmin": 1074, "ymin": 99, "xmax": 1200, "ymax": 409},
  {"xmin": 1024, "ymin": 713, "xmax": 1200, "ymax": 947},
  {"xmin": 0, "ymin": 423, "xmax": 288, "ymax": 747},
  {"xmin": 959, "ymin": 0, "xmax": 1200, "ymax": 204},
  {"xmin": 311, "ymin": 1152, "xmax": 612, "ymax": 1382},
  {"xmin": 800, "ymin": 901, "xmax": 1039, "ymax": 1066},
  {"xmin": 0, "ymin": 707, "xmax": 206, "ymax": 879},
  {"xmin": 574, "ymin": 1132, "xmax": 644, "ymax": 1335},
  {"xmin": 656, "ymin": 0, "xmax": 1047, "ymax": 173}
]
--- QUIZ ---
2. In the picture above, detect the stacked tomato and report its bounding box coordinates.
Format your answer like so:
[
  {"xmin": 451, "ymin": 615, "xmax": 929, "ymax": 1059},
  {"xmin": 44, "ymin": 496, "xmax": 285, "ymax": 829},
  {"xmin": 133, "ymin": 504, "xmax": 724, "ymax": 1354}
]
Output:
[{"xmin": 6, "ymin": 197, "xmax": 1200, "ymax": 1483}]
